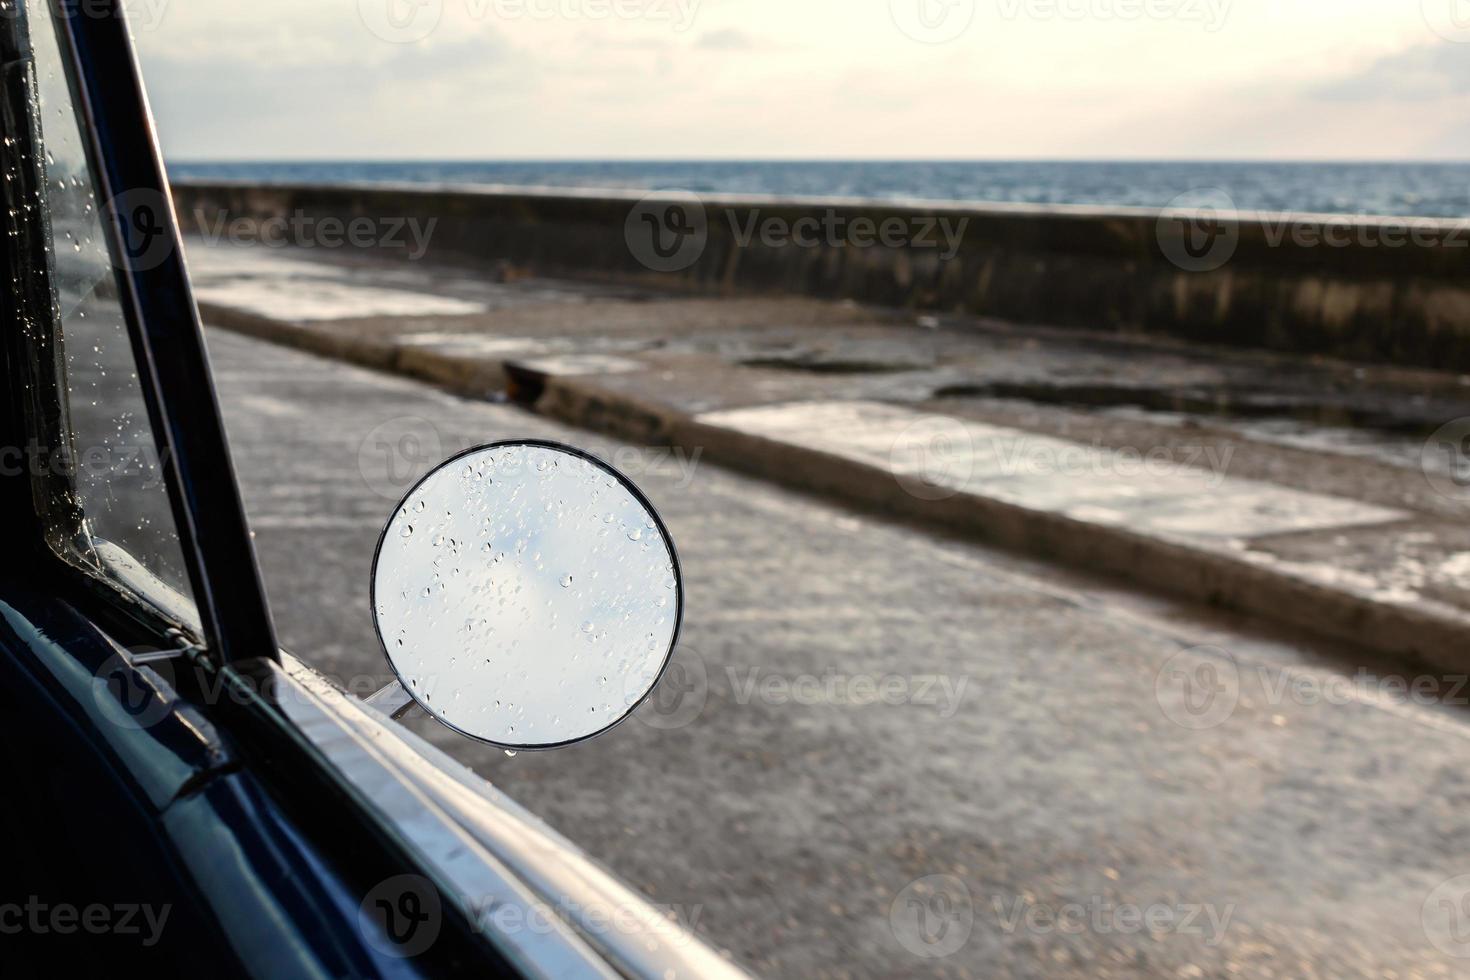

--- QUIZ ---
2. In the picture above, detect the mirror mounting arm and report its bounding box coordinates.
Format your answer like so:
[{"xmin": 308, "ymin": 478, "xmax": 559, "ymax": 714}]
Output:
[{"xmin": 365, "ymin": 680, "xmax": 418, "ymax": 721}]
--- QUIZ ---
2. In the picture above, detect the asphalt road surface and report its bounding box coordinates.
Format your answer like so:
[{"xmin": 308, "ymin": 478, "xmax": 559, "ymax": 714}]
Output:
[{"xmin": 208, "ymin": 325, "xmax": 1470, "ymax": 979}]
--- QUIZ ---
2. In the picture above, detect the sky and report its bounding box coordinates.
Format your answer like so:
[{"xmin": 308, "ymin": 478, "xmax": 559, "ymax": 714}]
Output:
[{"xmin": 125, "ymin": 0, "xmax": 1470, "ymax": 160}]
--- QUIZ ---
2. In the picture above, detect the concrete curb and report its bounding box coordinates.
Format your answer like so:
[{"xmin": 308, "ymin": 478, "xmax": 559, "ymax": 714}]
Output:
[
  {"xmin": 526, "ymin": 371, "xmax": 1470, "ymax": 673},
  {"xmin": 201, "ymin": 303, "xmax": 1470, "ymax": 674}
]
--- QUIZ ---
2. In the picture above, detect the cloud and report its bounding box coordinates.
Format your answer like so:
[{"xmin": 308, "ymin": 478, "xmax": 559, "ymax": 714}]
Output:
[
  {"xmin": 695, "ymin": 28, "xmax": 756, "ymax": 50},
  {"xmin": 1314, "ymin": 43, "xmax": 1470, "ymax": 102}
]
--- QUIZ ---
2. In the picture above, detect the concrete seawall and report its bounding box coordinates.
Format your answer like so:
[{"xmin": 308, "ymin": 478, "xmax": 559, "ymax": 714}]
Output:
[{"xmin": 171, "ymin": 180, "xmax": 1470, "ymax": 371}]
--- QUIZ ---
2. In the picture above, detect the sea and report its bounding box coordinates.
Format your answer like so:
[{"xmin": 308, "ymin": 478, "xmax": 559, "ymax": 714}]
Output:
[{"xmin": 167, "ymin": 160, "xmax": 1470, "ymax": 218}]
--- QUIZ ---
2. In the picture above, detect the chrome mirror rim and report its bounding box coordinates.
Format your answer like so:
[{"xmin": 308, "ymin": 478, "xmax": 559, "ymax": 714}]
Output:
[{"xmin": 369, "ymin": 439, "xmax": 684, "ymax": 752}]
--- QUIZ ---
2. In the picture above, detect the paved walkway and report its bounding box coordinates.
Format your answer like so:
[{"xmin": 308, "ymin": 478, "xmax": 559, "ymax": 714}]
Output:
[
  {"xmin": 209, "ymin": 325, "xmax": 1470, "ymax": 980},
  {"xmin": 187, "ymin": 240, "xmax": 1470, "ymax": 672}
]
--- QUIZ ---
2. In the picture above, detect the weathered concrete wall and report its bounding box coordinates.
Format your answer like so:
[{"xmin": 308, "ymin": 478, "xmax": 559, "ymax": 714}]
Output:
[{"xmin": 171, "ymin": 180, "xmax": 1470, "ymax": 371}]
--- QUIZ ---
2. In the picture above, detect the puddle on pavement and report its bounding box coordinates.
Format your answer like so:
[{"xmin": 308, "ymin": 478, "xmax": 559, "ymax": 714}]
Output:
[
  {"xmin": 739, "ymin": 345, "xmax": 938, "ymax": 374},
  {"xmin": 935, "ymin": 380, "xmax": 1464, "ymax": 434},
  {"xmin": 935, "ymin": 380, "xmax": 1470, "ymax": 477}
]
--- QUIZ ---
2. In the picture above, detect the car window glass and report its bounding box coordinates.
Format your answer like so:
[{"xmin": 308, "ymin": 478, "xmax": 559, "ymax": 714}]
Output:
[{"xmin": 23, "ymin": 0, "xmax": 197, "ymax": 620}]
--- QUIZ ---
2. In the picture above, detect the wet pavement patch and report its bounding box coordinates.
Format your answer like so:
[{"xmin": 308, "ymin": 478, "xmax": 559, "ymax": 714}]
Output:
[
  {"xmin": 933, "ymin": 380, "xmax": 1470, "ymax": 438},
  {"xmin": 739, "ymin": 345, "xmax": 938, "ymax": 374}
]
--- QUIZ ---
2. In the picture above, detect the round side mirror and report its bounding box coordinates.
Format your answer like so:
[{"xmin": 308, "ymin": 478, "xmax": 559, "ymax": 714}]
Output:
[{"xmin": 371, "ymin": 441, "xmax": 682, "ymax": 750}]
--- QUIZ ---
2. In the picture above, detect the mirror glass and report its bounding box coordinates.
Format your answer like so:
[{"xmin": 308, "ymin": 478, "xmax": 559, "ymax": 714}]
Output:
[{"xmin": 373, "ymin": 442, "xmax": 681, "ymax": 749}]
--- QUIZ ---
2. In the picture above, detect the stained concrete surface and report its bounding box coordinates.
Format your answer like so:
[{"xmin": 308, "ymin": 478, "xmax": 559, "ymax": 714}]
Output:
[{"xmin": 210, "ymin": 325, "xmax": 1470, "ymax": 980}]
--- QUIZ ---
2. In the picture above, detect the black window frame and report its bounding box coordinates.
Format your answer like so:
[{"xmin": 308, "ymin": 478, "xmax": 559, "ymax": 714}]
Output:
[{"xmin": 0, "ymin": 0, "xmax": 278, "ymax": 667}]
